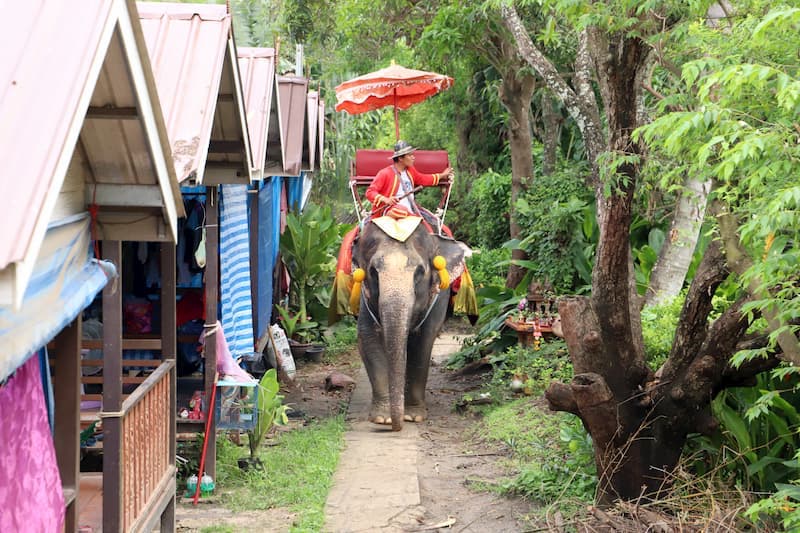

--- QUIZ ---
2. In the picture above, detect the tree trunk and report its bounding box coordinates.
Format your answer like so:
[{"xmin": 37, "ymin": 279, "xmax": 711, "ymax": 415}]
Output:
[
  {"xmin": 645, "ymin": 176, "xmax": 711, "ymax": 306},
  {"xmin": 541, "ymin": 94, "xmax": 561, "ymax": 176},
  {"xmin": 498, "ymin": 68, "xmax": 536, "ymax": 289}
]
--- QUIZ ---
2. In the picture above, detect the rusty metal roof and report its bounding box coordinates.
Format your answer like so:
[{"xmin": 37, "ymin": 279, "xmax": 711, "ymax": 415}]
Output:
[
  {"xmin": 0, "ymin": 0, "xmax": 182, "ymax": 308},
  {"xmin": 138, "ymin": 1, "xmax": 253, "ymax": 185},
  {"xmin": 276, "ymin": 75, "xmax": 309, "ymax": 176},
  {"xmin": 237, "ymin": 47, "xmax": 279, "ymax": 181}
]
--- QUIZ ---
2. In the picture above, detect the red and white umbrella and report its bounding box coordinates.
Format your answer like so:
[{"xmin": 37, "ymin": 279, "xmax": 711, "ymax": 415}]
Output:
[{"xmin": 335, "ymin": 62, "xmax": 454, "ymax": 140}]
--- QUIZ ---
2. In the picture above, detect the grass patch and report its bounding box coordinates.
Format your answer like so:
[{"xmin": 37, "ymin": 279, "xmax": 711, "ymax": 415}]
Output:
[
  {"xmin": 214, "ymin": 415, "xmax": 346, "ymax": 532},
  {"xmin": 466, "ymin": 393, "xmax": 596, "ymax": 518}
]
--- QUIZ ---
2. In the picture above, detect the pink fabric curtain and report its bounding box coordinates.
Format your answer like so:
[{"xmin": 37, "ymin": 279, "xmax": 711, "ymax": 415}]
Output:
[{"xmin": 0, "ymin": 355, "xmax": 65, "ymax": 532}]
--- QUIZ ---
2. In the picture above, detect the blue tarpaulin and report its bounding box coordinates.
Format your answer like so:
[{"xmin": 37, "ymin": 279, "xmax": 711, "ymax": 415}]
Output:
[
  {"xmin": 255, "ymin": 177, "xmax": 283, "ymax": 339},
  {"xmin": 0, "ymin": 215, "xmax": 115, "ymax": 382},
  {"xmin": 286, "ymin": 173, "xmax": 304, "ymax": 212}
]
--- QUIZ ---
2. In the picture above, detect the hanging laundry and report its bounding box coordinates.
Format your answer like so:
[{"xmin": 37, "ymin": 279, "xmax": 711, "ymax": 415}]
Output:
[{"xmin": 0, "ymin": 355, "xmax": 65, "ymax": 532}]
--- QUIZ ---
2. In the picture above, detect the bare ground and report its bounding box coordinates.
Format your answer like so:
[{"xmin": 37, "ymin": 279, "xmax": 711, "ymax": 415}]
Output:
[{"xmin": 177, "ymin": 318, "xmax": 539, "ymax": 532}]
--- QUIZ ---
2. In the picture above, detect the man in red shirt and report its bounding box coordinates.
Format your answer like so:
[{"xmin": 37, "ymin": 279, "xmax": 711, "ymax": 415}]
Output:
[{"xmin": 365, "ymin": 140, "xmax": 454, "ymax": 219}]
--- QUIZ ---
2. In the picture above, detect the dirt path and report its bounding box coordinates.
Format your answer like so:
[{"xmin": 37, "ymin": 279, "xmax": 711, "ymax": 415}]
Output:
[
  {"xmin": 411, "ymin": 338, "xmax": 535, "ymax": 532},
  {"xmin": 177, "ymin": 319, "xmax": 536, "ymax": 532},
  {"xmin": 324, "ymin": 321, "xmax": 534, "ymax": 532}
]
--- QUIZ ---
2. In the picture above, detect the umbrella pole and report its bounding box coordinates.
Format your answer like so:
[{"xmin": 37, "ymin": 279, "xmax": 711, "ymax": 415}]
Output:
[{"xmin": 394, "ymin": 89, "xmax": 400, "ymax": 140}]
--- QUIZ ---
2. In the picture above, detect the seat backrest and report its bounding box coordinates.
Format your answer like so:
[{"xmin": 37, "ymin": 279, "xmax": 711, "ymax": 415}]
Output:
[
  {"xmin": 411, "ymin": 150, "xmax": 450, "ymax": 175},
  {"xmin": 349, "ymin": 148, "xmax": 453, "ymax": 222},
  {"xmin": 353, "ymin": 149, "xmax": 393, "ymax": 179},
  {"xmin": 351, "ymin": 149, "xmax": 450, "ymax": 182}
]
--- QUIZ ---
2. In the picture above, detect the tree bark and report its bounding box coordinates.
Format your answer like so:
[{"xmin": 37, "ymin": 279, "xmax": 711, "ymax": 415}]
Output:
[
  {"xmin": 498, "ymin": 69, "xmax": 536, "ymax": 288},
  {"xmin": 541, "ymin": 94, "xmax": 561, "ymax": 175},
  {"xmin": 646, "ymin": 176, "xmax": 711, "ymax": 306}
]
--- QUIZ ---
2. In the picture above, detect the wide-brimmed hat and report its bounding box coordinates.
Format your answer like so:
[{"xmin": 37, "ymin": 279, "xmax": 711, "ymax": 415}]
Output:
[{"xmin": 391, "ymin": 140, "xmax": 417, "ymax": 158}]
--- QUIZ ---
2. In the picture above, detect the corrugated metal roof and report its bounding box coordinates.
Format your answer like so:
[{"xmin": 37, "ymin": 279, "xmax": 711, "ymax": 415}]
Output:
[
  {"xmin": 276, "ymin": 75, "xmax": 308, "ymax": 176},
  {"xmin": 0, "ymin": 0, "xmax": 115, "ymax": 269},
  {"xmin": 0, "ymin": 0, "xmax": 183, "ymax": 308},
  {"xmin": 237, "ymin": 47, "xmax": 277, "ymax": 181},
  {"xmin": 138, "ymin": 1, "xmax": 252, "ymax": 184}
]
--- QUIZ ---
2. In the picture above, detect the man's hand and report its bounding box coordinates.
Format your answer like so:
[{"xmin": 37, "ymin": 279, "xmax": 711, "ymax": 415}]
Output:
[
  {"xmin": 377, "ymin": 194, "xmax": 398, "ymax": 206},
  {"xmin": 441, "ymin": 167, "xmax": 455, "ymax": 180}
]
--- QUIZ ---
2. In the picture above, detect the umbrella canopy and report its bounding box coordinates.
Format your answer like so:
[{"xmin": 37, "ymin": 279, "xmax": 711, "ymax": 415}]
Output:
[{"xmin": 335, "ymin": 63, "xmax": 453, "ymax": 139}]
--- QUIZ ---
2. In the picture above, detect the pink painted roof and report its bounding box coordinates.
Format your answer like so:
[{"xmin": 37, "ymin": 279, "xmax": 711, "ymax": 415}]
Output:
[
  {"xmin": 138, "ymin": 2, "xmax": 245, "ymax": 183},
  {"xmin": 238, "ymin": 47, "xmax": 277, "ymax": 180},
  {"xmin": 0, "ymin": 1, "xmax": 115, "ymax": 269}
]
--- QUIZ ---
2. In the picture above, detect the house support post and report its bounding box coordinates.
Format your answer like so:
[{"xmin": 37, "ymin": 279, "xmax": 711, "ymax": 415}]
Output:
[
  {"xmin": 53, "ymin": 317, "xmax": 82, "ymax": 532},
  {"xmin": 102, "ymin": 240, "xmax": 123, "ymax": 532}
]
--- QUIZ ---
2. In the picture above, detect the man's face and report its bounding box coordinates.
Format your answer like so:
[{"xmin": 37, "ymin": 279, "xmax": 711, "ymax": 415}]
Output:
[{"xmin": 400, "ymin": 152, "xmax": 415, "ymax": 165}]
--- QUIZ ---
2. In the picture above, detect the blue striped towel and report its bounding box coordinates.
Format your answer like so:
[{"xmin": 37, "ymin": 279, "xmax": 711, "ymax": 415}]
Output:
[{"xmin": 219, "ymin": 185, "xmax": 254, "ymax": 357}]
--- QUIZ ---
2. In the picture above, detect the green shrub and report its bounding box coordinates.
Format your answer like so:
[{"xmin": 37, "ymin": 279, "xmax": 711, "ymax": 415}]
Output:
[
  {"xmin": 466, "ymin": 247, "xmax": 510, "ymax": 288},
  {"xmin": 487, "ymin": 339, "xmax": 573, "ymax": 397},
  {"xmin": 640, "ymin": 294, "xmax": 684, "ymax": 369},
  {"xmin": 464, "ymin": 169, "xmax": 512, "ymax": 249},
  {"xmin": 513, "ymin": 164, "xmax": 593, "ymax": 293}
]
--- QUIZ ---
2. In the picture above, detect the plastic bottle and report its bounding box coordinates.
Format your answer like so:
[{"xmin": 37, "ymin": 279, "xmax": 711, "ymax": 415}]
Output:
[
  {"xmin": 200, "ymin": 472, "xmax": 215, "ymax": 496},
  {"xmin": 186, "ymin": 474, "xmax": 198, "ymax": 495}
]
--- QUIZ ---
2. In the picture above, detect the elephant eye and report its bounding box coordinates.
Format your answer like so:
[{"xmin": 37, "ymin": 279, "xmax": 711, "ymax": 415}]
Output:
[
  {"xmin": 414, "ymin": 265, "xmax": 426, "ymax": 284},
  {"xmin": 366, "ymin": 266, "xmax": 379, "ymax": 293}
]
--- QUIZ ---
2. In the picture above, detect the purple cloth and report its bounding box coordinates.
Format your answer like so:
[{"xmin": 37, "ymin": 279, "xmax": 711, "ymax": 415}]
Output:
[{"xmin": 0, "ymin": 355, "xmax": 65, "ymax": 532}]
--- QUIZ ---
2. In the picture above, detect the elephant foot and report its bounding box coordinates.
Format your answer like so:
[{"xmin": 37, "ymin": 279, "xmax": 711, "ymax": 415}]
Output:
[
  {"xmin": 368, "ymin": 402, "xmax": 393, "ymax": 426},
  {"xmin": 403, "ymin": 405, "xmax": 426, "ymax": 423}
]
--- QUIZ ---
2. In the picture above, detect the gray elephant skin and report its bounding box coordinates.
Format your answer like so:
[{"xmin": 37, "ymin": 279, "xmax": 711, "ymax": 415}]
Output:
[{"xmin": 353, "ymin": 221, "xmax": 468, "ymax": 431}]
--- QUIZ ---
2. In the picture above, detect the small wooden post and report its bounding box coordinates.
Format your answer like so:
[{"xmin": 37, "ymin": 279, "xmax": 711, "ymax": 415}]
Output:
[
  {"xmin": 53, "ymin": 317, "xmax": 81, "ymax": 532},
  {"xmin": 204, "ymin": 186, "xmax": 219, "ymax": 479},
  {"xmin": 160, "ymin": 242, "xmax": 177, "ymax": 530}
]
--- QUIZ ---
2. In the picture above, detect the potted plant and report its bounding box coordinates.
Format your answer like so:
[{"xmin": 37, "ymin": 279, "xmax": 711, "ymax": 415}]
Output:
[
  {"xmin": 239, "ymin": 368, "xmax": 290, "ymax": 470},
  {"xmin": 278, "ymin": 203, "xmax": 341, "ymax": 343},
  {"xmin": 275, "ymin": 303, "xmax": 319, "ymax": 358}
]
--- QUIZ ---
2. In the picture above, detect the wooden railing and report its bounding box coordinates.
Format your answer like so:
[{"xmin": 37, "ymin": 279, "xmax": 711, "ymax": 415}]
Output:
[{"xmin": 117, "ymin": 360, "xmax": 176, "ymax": 532}]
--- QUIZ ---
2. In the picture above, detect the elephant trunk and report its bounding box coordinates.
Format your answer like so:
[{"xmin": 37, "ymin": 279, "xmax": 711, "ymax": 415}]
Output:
[{"xmin": 380, "ymin": 287, "xmax": 413, "ymax": 432}]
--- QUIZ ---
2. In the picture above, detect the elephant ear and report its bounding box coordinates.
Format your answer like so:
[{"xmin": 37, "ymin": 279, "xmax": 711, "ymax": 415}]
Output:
[{"xmin": 436, "ymin": 237, "xmax": 471, "ymax": 282}]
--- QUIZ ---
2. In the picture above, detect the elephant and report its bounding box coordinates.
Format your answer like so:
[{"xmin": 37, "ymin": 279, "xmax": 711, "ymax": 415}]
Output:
[{"xmin": 352, "ymin": 219, "xmax": 469, "ymax": 431}]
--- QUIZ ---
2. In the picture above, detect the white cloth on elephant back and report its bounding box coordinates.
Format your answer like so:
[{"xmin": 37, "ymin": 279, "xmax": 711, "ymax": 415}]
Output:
[{"xmin": 371, "ymin": 215, "xmax": 422, "ymax": 242}]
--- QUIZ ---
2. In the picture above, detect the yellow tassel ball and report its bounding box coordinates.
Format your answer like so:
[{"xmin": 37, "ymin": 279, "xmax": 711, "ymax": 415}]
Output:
[
  {"xmin": 353, "ymin": 268, "xmax": 365, "ymax": 282},
  {"xmin": 432, "ymin": 256, "xmax": 449, "ymax": 289}
]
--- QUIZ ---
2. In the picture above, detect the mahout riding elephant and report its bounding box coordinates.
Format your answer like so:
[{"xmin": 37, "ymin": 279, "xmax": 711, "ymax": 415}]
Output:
[{"xmin": 352, "ymin": 218, "xmax": 469, "ymax": 431}]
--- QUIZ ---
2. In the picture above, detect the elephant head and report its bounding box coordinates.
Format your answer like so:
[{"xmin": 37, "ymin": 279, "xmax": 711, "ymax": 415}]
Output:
[{"xmin": 353, "ymin": 220, "xmax": 468, "ymax": 431}]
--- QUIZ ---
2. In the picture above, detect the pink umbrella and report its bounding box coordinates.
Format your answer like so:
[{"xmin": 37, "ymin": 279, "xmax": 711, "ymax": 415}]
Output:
[{"xmin": 335, "ymin": 62, "xmax": 454, "ymax": 140}]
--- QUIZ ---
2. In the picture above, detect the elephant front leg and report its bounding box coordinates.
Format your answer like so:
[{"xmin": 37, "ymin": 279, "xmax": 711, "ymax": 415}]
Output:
[
  {"xmin": 403, "ymin": 346, "xmax": 429, "ymax": 423},
  {"xmin": 403, "ymin": 339, "xmax": 434, "ymax": 423},
  {"xmin": 358, "ymin": 324, "xmax": 393, "ymax": 426},
  {"xmin": 404, "ymin": 294, "xmax": 448, "ymax": 423}
]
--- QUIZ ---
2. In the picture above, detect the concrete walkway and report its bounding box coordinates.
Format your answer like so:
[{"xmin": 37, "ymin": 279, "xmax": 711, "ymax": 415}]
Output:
[{"xmin": 324, "ymin": 335, "xmax": 462, "ymax": 532}]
